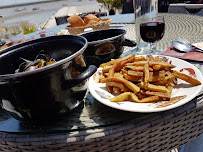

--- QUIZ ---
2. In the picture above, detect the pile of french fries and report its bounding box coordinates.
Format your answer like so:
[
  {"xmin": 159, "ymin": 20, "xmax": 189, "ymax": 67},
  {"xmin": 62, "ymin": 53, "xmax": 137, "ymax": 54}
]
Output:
[{"xmin": 98, "ymin": 54, "xmax": 201, "ymax": 103}]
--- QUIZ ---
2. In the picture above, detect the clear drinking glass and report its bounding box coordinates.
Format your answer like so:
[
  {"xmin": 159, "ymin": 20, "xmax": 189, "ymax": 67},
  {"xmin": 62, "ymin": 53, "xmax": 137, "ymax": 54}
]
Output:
[
  {"xmin": 140, "ymin": 15, "xmax": 165, "ymax": 55},
  {"xmin": 0, "ymin": 32, "xmax": 7, "ymax": 48},
  {"xmin": 6, "ymin": 23, "xmax": 24, "ymax": 45}
]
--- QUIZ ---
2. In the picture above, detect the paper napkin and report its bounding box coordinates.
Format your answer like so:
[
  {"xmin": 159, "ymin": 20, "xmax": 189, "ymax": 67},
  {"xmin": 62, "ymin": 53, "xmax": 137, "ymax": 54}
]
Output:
[{"xmin": 161, "ymin": 45, "xmax": 203, "ymax": 62}]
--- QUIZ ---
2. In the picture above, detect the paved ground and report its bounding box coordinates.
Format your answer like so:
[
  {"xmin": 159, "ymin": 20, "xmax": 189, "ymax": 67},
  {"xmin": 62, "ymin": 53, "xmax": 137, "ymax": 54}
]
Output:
[{"xmin": 0, "ymin": 0, "xmax": 102, "ymax": 25}]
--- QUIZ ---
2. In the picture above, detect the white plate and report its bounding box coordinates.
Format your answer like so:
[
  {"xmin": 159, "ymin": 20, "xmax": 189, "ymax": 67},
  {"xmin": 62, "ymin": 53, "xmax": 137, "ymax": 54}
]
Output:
[
  {"xmin": 88, "ymin": 55, "xmax": 203, "ymax": 113},
  {"xmin": 193, "ymin": 42, "xmax": 203, "ymax": 50}
]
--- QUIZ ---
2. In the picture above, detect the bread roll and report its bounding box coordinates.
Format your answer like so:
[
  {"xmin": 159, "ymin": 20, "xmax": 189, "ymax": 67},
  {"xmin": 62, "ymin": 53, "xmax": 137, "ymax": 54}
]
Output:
[
  {"xmin": 86, "ymin": 20, "xmax": 99, "ymax": 26},
  {"xmin": 84, "ymin": 14, "xmax": 98, "ymax": 25},
  {"xmin": 67, "ymin": 14, "xmax": 85, "ymax": 27}
]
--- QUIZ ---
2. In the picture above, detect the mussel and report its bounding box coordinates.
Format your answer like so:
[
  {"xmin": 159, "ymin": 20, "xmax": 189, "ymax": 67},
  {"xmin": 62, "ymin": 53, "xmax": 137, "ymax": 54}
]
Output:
[
  {"xmin": 35, "ymin": 50, "xmax": 51, "ymax": 62},
  {"xmin": 15, "ymin": 50, "xmax": 56, "ymax": 73}
]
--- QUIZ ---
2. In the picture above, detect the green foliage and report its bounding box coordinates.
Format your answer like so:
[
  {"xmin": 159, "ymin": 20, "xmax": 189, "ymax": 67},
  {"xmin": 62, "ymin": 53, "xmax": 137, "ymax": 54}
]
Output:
[
  {"xmin": 20, "ymin": 21, "xmax": 37, "ymax": 35},
  {"xmin": 97, "ymin": 0, "xmax": 126, "ymax": 9}
]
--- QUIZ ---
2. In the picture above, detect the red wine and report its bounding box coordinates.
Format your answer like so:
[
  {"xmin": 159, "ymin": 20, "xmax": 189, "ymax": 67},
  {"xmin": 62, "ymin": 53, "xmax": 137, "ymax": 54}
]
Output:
[{"xmin": 140, "ymin": 21, "xmax": 165, "ymax": 43}]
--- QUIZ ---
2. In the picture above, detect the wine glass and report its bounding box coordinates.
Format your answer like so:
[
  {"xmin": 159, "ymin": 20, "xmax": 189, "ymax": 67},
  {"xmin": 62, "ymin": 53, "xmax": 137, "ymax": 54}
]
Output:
[{"xmin": 139, "ymin": 15, "xmax": 165, "ymax": 55}]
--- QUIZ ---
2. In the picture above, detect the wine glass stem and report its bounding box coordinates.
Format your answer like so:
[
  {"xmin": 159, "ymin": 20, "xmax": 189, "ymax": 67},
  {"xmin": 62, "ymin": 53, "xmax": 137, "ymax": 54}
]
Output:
[{"xmin": 149, "ymin": 43, "xmax": 153, "ymax": 54}]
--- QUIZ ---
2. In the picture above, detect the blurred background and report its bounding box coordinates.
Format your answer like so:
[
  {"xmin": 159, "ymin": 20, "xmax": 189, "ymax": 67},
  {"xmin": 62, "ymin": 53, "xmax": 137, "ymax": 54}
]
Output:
[{"xmin": 0, "ymin": 0, "xmax": 202, "ymax": 26}]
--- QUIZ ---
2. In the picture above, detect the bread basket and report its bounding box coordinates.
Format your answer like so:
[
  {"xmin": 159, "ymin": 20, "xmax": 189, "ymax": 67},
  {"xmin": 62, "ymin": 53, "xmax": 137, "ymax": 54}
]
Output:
[{"xmin": 66, "ymin": 18, "xmax": 112, "ymax": 35}]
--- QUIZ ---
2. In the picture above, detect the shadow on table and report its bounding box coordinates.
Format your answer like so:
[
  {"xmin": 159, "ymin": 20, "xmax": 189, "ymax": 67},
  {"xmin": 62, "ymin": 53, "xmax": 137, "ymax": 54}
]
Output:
[{"xmin": 0, "ymin": 88, "xmax": 202, "ymax": 136}]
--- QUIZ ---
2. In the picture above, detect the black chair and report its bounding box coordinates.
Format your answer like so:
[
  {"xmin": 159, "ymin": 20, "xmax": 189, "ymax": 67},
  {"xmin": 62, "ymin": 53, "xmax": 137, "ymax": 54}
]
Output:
[
  {"xmin": 55, "ymin": 16, "xmax": 69, "ymax": 25},
  {"xmin": 122, "ymin": 2, "xmax": 134, "ymax": 14},
  {"xmin": 158, "ymin": 0, "xmax": 170, "ymax": 12}
]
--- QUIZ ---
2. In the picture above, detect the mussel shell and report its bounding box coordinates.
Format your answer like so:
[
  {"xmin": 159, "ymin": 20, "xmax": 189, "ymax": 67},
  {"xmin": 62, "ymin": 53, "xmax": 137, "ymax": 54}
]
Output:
[
  {"xmin": 18, "ymin": 62, "xmax": 29, "ymax": 72},
  {"xmin": 18, "ymin": 60, "xmax": 41, "ymax": 72},
  {"xmin": 35, "ymin": 53, "xmax": 51, "ymax": 62},
  {"xmin": 25, "ymin": 66, "xmax": 38, "ymax": 72}
]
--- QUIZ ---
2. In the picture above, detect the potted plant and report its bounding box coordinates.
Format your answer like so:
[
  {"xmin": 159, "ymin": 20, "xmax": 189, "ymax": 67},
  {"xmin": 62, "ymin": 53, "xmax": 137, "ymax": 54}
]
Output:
[
  {"xmin": 20, "ymin": 21, "xmax": 37, "ymax": 35},
  {"xmin": 97, "ymin": 0, "xmax": 126, "ymax": 15}
]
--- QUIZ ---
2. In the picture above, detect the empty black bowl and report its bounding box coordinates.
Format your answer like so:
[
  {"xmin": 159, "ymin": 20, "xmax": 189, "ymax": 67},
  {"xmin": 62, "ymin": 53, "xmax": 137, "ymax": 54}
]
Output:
[{"xmin": 80, "ymin": 29, "xmax": 136, "ymax": 67}]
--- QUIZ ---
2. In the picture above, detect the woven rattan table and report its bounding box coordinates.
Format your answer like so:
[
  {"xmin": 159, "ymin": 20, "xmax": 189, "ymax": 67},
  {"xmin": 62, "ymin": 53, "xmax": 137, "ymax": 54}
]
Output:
[{"xmin": 0, "ymin": 13, "xmax": 202, "ymax": 152}]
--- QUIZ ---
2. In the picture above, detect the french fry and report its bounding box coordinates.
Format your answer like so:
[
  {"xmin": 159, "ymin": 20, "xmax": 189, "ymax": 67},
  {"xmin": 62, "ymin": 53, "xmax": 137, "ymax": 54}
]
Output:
[
  {"xmin": 123, "ymin": 74, "xmax": 143, "ymax": 82},
  {"xmin": 99, "ymin": 74, "xmax": 106, "ymax": 82},
  {"xmin": 102, "ymin": 65, "xmax": 112, "ymax": 73},
  {"xmin": 146, "ymin": 55, "xmax": 154, "ymax": 61},
  {"xmin": 153, "ymin": 65, "xmax": 162, "ymax": 71},
  {"xmin": 173, "ymin": 71, "xmax": 201, "ymax": 86},
  {"xmin": 106, "ymin": 82, "xmax": 126, "ymax": 90},
  {"xmin": 106, "ymin": 86, "xmax": 113, "ymax": 94},
  {"xmin": 128, "ymin": 70, "xmax": 144, "ymax": 77},
  {"xmin": 98, "ymin": 54, "xmax": 201, "ymax": 104},
  {"xmin": 110, "ymin": 92, "xmax": 139, "ymax": 102},
  {"xmin": 126, "ymin": 61, "xmax": 148, "ymax": 66},
  {"xmin": 120, "ymin": 54, "xmax": 135, "ymax": 67},
  {"xmin": 149, "ymin": 70, "xmax": 165, "ymax": 82},
  {"xmin": 138, "ymin": 96, "xmax": 160, "ymax": 103},
  {"xmin": 114, "ymin": 72, "xmax": 123, "ymax": 78},
  {"xmin": 101, "ymin": 77, "xmax": 140, "ymax": 92},
  {"xmin": 165, "ymin": 71, "xmax": 175, "ymax": 80},
  {"xmin": 153, "ymin": 57, "xmax": 163, "ymax": 71},
  {"xmin": 125, "ymin": 65, "xmax": 153, "ymax": 72},
  {"xmin": 139, "ymin": 82, "xmax": 169, "ymax": 93},
  {"xmin": 100, "ymin": 54, "xmax": 133, "ymax": 68},
  {"xmin": 134, "ymin": 56, "xmax": 146, "ymax": 61},
  {"xmin": 108, "ymin": 61, "xmax": 121, "ymax": 77},
  {"xmin": 121, "ymin": 69, "xmax": 128, "ymax": 74},
  {"xmin": 110, "ymin": 92, "xmax": 130, "ymax": 102},
  {"xmin": 154, "ymin": 56, "xmax": 163, "ymax": 62},
  {"xmin": 112, "ymin": 87, "xmax": 120, "ymax": 94},
  {"xmin": 167, "ymin": 85, "xmax": 174, "ymax": 94},
  {"xmin": 103, "ymin": 72, "xmax": 108, "ymax": 77},
  {"xmin": 108, "ymin": 55, "xmax": 135, "ymax": 77},
  {"xmin": 126, "ymin": 61, "xmax": 175, "ymax": 69},
  {"xmin": 153, "ymin": 80, "xmax": 168, "ymax": 86},
  {"xmin": 137, "ymin": 93, "xmax": 147, "ymax": 100},
  {"xmin": 130, "ymin": 93, "xmax": 140, "ymax": 102},
  {"xmin": 144, "ymin": 62, "xmax": 150, "ymax": 86},
  {"xmin": 140, "ymin": 90, "xmax": 171, "ymax": 99},
  {"xmin": 148, "ymin": 61, "xmax": 175, "ymax": 69},
  {"xmin": 126, "ymin": 69, "xmax": 153, "ymax": 79}
]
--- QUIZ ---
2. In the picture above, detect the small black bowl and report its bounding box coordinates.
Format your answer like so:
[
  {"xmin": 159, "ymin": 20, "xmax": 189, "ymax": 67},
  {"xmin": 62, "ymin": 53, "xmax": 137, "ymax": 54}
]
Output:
[{"xmin": 80, "ymin": 29, "xmax": 136, "ymax": 67}]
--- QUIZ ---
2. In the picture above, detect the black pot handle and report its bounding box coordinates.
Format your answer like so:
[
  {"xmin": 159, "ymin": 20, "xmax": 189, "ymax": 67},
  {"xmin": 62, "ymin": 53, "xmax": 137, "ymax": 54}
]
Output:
[
  {"xmin": 122, "ymin": 39, "xmax": 136, "ymax": 47},
  {"xmin": 62, "ymin": 65, "xmax": 97, "ymax": 90}
]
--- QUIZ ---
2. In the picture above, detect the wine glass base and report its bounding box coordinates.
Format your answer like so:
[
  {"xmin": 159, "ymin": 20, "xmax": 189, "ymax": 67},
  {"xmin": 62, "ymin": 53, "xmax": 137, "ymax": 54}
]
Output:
[
  {"xmin": 136, "ymin": 42, "xmax": 150, "ymax": 55},
  {"xmin": 136, "ymin": 42, "xmax": 162, "ymax": 55}
]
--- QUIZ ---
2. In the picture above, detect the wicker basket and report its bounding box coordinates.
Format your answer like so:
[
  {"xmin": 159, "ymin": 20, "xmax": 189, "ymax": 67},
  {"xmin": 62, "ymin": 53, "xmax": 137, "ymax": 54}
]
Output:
[{"xmin": 66, "ymin": 18, "xmax": 112, "ymax": 35}]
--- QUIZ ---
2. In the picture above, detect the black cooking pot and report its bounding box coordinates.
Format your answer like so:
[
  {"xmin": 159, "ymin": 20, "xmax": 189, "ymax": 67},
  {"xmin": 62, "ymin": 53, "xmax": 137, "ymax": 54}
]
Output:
[
  {"xmin": 80, "ymin": 29, "xmax": 136, "ymax": 67},
  {"xmin": 0, "ymin": 35, "xmax": 97, "ymax": 121}
]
